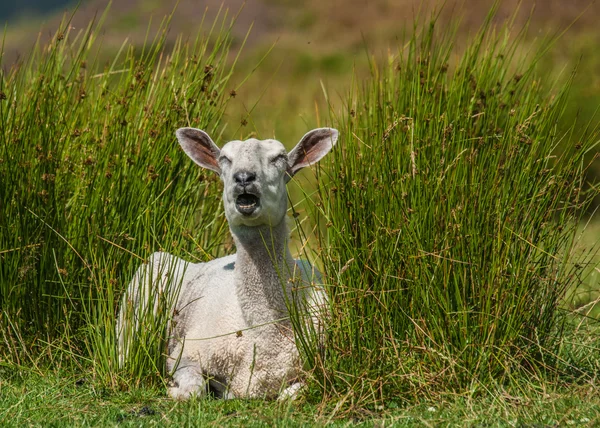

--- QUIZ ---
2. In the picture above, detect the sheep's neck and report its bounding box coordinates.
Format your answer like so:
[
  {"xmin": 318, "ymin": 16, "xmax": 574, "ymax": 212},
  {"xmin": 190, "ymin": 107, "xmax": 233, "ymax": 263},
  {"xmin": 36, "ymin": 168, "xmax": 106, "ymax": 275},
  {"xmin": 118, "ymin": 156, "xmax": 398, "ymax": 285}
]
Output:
[{"xmin": 231, "ymin": 220, "xmax": 295, "ymax": 327}]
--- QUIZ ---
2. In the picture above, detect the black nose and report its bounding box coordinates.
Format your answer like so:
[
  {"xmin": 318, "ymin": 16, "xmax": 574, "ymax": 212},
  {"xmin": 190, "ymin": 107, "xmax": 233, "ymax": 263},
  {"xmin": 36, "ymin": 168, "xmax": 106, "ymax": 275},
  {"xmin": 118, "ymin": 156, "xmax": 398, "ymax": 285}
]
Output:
[{"xmin": 233, "ymin": 171, "xmax": 256, "ymax": 186}]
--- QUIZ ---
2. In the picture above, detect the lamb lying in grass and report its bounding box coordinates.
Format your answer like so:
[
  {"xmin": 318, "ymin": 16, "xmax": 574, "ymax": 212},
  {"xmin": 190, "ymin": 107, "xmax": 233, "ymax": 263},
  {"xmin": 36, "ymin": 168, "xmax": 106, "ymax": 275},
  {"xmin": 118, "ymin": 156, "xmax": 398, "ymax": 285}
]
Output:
[{"xmin": 117, "ymin": 127, "xmax": 338, "ymax": 399}]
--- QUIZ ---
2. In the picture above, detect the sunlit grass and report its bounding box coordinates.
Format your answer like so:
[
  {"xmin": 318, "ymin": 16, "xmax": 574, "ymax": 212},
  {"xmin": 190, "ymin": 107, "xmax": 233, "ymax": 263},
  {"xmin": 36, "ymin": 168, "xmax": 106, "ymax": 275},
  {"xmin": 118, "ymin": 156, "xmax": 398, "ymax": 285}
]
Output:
[
  {"xmin": 0, "ymin": 7, "xmax": 241, "ymax": 385},
  {"xmin": 0, "ymin": 367, "xmax": 598, "ymax": 426},
  {"xmin": 0, "ymin": 3, "xmax": 599, "ymax": 424},
  {"xmin": 299, "ymin": 8, "xmax": 600, "ymax": 410}
]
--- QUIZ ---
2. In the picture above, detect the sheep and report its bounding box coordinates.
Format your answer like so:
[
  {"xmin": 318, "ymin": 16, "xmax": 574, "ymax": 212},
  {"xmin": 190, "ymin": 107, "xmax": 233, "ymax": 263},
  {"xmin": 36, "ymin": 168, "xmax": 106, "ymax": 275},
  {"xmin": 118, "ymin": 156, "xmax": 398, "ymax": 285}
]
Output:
[{"xmin": 117, "ymin": 127, "xmax": 338, "ymax": 400}]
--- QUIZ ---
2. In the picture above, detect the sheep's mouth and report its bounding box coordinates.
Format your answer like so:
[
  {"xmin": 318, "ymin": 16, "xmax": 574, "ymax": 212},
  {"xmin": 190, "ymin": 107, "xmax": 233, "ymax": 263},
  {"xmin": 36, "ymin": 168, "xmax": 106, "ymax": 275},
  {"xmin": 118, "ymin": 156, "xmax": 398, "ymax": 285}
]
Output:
[{"xmin": 235, "ymin": 193, "xmax": 260, "ymax": 215}]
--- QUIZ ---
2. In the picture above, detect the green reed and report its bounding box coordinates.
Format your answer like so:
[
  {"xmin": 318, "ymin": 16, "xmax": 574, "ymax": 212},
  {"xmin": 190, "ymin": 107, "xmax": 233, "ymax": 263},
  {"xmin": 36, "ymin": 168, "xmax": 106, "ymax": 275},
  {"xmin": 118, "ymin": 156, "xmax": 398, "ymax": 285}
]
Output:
[
  {"xmin": 308, "ymin": 11, "xmax": 600, "ymax": 407},
  {"xmin": 0, "ymin": 9, "xmax": 240, "ymax": 386}
]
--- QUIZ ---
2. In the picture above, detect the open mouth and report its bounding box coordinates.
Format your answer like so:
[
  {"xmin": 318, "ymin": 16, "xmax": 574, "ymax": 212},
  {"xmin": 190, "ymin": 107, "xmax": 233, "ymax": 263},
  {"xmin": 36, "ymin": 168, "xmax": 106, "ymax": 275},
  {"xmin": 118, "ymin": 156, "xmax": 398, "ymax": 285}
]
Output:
[{"xmin": 235, "ymin": 193, "xmax": 260, "ymax": 215}]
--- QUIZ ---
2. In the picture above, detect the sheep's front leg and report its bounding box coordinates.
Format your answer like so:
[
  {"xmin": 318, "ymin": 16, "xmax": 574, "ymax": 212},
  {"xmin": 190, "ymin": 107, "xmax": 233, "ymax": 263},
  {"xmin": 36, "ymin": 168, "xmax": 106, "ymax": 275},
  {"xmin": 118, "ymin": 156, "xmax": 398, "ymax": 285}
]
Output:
[{"xmin": 168, "ymin": 358, "xmax": 207, "ymax": 400}]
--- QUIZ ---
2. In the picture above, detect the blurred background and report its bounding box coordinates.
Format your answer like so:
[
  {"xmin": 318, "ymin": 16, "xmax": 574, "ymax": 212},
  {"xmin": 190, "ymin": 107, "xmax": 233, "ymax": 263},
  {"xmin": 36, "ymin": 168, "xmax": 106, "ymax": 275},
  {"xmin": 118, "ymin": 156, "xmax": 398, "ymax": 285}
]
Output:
[{"xmin": 2, "ymin": 0, "xmax": 600, "ymax": 146}]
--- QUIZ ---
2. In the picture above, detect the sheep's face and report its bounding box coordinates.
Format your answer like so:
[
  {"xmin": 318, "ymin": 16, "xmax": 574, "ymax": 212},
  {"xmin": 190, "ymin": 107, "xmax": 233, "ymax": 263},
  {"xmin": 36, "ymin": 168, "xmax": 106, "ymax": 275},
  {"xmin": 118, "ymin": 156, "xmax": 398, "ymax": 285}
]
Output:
[
  {"xmin": 219, "ymin": 138, "xmax": 289, "ymax": 227},
  {"xmin": 176, "ymin": 127, "xmax": 339, "ymax": 228}
]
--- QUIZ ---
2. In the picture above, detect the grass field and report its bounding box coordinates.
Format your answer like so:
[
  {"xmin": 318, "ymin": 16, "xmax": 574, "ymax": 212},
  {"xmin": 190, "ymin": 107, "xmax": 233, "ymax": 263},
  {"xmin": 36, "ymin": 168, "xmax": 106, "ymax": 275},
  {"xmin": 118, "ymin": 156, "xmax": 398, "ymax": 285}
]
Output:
[
  {"xmin": 1, "ymin": 2, "xmax": 599, "ymax": 426},
  {"xmin": 1, "ymin": 369, "xmax": 599, "ymax": 426}
]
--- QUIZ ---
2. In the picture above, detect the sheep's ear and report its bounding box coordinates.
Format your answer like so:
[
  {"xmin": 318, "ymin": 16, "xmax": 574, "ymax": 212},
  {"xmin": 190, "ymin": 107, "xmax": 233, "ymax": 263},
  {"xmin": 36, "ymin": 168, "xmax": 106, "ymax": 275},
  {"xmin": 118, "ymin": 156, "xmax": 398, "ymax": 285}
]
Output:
[
  {"xmin": 176, "ymin": 127, "xmax": 221, "ymax": 174},
  {"xmin": 287, "ymin": 128, "xmax": 338, "ymax": 179}
]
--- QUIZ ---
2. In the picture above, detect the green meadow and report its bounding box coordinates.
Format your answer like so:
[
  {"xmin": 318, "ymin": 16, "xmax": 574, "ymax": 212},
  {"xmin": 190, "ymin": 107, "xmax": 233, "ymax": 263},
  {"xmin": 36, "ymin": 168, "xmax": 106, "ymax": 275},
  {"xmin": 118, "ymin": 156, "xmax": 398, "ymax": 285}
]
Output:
[{"xmin": 1, "ymin": 2, "xmax": 599, "ymax": 426}]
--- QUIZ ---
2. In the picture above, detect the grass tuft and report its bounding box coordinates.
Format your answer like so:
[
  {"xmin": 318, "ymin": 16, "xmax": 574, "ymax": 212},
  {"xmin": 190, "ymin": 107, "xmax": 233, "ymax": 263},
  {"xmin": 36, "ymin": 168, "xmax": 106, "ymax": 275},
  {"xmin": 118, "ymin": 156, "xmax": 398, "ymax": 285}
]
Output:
[
  {"xmin": 0, "ymin": 7, "xmax": 241, "ymax": 386},
  {"xmin": 304, "ymin": 9, "xmax": 600, "ymax": 410}
]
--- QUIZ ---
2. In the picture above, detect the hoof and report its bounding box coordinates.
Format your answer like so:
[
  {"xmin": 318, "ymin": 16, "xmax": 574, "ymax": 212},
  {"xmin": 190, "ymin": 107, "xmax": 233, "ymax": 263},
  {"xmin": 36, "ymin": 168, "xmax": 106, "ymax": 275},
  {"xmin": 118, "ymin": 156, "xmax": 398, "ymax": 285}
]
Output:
[
  {"xmin": 168, "ymin": 377, "xmax": 207, "ymax": 400},
  {"xmin": 278, "ymin": 382, "xmax": 304, "ymax": 401}
]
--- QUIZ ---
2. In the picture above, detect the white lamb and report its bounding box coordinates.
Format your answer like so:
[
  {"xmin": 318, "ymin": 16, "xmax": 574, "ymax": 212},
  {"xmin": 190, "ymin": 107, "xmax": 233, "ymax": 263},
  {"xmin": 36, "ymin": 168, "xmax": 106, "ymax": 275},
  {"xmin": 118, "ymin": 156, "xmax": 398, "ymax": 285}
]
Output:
[{"xmin": 117, "ymin": 127, "xmax": 338, "ymax": 400}]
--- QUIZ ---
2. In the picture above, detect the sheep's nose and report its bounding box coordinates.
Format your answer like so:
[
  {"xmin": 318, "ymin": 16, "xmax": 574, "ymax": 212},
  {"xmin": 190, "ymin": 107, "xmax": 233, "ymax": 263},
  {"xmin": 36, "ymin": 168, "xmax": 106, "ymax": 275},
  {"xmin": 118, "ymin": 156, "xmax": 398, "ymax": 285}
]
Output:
[{"xmin": 233, "ymin": 171, "xmax": 256, "ymax": 186}]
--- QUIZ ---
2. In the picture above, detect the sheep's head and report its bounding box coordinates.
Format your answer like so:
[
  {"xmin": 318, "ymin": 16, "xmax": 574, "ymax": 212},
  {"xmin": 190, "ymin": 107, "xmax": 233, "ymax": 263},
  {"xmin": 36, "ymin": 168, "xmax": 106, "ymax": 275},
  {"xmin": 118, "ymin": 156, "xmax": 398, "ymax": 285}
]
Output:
[{"xmin": 176, "ymin": 127, "xmax": 338, "ymax": 227}]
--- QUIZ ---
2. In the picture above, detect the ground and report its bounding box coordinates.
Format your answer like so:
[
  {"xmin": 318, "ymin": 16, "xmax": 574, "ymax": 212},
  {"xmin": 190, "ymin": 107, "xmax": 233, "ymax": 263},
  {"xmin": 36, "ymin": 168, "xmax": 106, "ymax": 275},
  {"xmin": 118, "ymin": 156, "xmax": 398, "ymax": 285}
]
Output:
[{"xmin": 1, "ymin": 369, "xmax": 598, "ymax": 426}]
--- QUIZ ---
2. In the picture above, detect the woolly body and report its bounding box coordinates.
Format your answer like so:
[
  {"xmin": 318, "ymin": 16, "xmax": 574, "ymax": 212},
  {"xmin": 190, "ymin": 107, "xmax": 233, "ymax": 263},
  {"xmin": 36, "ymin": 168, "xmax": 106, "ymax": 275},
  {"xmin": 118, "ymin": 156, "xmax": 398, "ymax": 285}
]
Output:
[
  {"xmin": 118, "ymin": 128, "xmax": 337, "ymax": 400},
  {"xmin": 131, "ymin": 226, "xmax": 319, "ymax": 399}
]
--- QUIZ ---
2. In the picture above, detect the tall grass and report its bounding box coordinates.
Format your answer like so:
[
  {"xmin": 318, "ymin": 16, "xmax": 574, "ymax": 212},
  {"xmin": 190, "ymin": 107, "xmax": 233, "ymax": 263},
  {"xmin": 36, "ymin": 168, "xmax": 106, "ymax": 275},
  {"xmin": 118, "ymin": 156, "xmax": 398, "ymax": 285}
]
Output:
[
  {"xmin": 309, "ymin": 12, "xmax": 599, "ymax": 406},
  {"xmin": 0, "ymin": 9, "xmax": 241, "ymax": 385}
]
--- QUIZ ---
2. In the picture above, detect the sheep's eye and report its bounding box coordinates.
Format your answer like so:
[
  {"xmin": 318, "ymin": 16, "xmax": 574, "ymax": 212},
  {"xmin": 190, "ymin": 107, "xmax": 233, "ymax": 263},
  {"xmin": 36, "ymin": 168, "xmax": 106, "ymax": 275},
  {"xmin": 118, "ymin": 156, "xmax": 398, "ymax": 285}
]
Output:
[
  {"xmin": 270, "ymin": 154, "xmax": 287, "ymax": 165},
  {"xmin": 219, "ymin": 156, "xmax": 231, "ymax": 165}
]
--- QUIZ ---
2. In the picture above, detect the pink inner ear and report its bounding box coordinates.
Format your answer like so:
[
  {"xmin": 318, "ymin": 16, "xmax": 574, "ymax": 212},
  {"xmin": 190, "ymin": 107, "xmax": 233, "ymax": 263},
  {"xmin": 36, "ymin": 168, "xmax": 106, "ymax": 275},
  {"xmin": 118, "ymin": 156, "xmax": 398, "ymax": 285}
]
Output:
[
  {"xmin": 296, "ymin": 136, "xmax": 331, "ymax": 166},
  {"xmin": 303, "ymin": 141, "xmax": 321, "ymax": 162},
  {"xmin": 302, "ymin": 148, "xmax": 320, "ymax": 165},
  {"xmin": 288, "ymin": 128, "xmax": 337, "ymax": 177},
  {"xmin": 177, "ymin": 128, "xmax": 221, "ymax": 173},
  {"xmin": 193, "ymin": 142, "xmax": 219, "ymax": 171}
]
